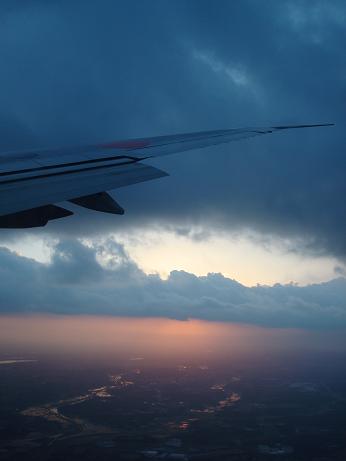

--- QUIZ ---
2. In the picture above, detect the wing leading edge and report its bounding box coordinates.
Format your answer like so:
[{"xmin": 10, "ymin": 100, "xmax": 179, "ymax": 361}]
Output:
[{"xmin": 0, "ymin": 123, "xmax": 333, "ymax": 228}]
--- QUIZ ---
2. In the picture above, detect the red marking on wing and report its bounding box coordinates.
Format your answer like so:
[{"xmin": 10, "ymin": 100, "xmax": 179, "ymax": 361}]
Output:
[{"xmin": 100, "ymin": 139, "xmax": 151, "ymax": 149}]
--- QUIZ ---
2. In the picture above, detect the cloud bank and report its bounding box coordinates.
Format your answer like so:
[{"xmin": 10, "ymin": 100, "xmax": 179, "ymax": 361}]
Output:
[{"xmin": 1, "ymin": 238, "xmax": 345, "ymax": 329}]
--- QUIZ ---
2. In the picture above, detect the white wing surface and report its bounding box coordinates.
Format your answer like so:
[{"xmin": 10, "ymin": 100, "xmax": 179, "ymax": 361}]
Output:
[{"xmin": 0, "ymin": 123, "xmax": 332, "ymax": 227}]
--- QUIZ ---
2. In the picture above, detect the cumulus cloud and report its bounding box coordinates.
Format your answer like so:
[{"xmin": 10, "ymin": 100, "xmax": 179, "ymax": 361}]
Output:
[{"xmin": 0, "ymin": 238, "xmax": 345, "ymax": 329}]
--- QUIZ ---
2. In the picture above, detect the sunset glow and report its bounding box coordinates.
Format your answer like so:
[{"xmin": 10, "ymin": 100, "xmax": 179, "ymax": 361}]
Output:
[{"xmin": 1, "ymin": 316, "xmax": 345, "ymax": 364}]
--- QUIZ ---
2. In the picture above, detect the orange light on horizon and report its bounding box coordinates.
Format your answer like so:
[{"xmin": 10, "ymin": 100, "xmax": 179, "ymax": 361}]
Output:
[{"xmin": 0, "ymin": 315, "xmax": 344, "ymax": 365}]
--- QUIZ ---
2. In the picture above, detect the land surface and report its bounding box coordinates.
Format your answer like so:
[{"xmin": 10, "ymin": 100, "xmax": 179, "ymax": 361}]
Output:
[{"xmin": 0, "ymin": 350, "xmax": 345, "ymax": 460}]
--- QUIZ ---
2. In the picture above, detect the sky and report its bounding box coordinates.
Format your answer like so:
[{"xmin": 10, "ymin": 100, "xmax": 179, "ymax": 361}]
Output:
[
  {"xmin": 0, "ymin": 0, "xmax": 345, "ymax": 330},
  {"xmin": 2, "ymin": 316, "xmax": 346, "ymax": 363}
]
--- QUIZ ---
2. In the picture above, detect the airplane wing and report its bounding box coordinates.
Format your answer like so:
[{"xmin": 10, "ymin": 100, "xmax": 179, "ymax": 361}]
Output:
[{"xmin": 0, "ymin": 123, "xmax": 332, "ymax": 228}]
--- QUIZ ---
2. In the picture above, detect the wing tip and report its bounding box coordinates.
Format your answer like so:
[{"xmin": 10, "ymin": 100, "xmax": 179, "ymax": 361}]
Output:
[{"xmin": 272, "ymin": 123, "xmax": 334, "ymax": 130}]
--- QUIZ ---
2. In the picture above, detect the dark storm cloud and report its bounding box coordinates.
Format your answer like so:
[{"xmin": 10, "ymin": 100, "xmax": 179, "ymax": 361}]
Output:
[
  {"xmin": 0, "ymin": 0, "xmax": 345, "ymax": 259},
  {"xmin": 0, "ymin": 238, "xmax": 345, "ymax": 329}
]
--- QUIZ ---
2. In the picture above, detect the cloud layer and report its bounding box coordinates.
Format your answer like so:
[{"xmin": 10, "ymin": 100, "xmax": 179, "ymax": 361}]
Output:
[
  {"xmin": 0, "ymin": 1, "xmax": 345, "ymax": 260},
  {"xmin": 1, "ymin": 238, "xmax": 345, "ymax": 329}
]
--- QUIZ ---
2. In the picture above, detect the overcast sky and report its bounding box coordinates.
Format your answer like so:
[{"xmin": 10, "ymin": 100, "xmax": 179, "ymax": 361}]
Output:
[{"xmin": 0, "ymin": 1, "xmax": 345, "ymax": 327}]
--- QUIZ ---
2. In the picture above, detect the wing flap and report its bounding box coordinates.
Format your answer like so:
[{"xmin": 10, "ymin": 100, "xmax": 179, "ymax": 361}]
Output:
[{"xmin": 0, "ymin": 162, "xmax": 168, "ymax": 216}]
